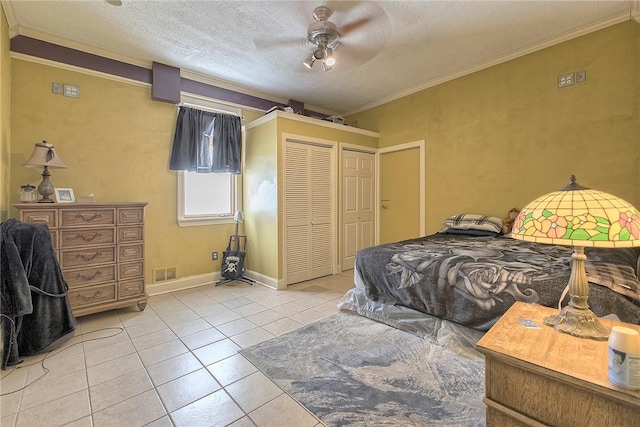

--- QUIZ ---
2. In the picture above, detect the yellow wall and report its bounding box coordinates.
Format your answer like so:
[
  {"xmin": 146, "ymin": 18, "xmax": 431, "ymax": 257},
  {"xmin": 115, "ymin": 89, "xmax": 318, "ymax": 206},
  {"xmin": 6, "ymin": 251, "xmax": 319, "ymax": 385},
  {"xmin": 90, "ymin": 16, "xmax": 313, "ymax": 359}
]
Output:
[
  {"xmin": 9, "ymin": 59, "xmax": 257, "ymax": 284},
  {"xmin": 244, "ymin": 118, "xmax": 278, "ymax": 279},
  {"xmin": 0, "ymin": 9, "xmax": 10, "ymax": 220},
  {"xmin": 348, "ymin": 21, "xmax": 640, "ymax": 235}
]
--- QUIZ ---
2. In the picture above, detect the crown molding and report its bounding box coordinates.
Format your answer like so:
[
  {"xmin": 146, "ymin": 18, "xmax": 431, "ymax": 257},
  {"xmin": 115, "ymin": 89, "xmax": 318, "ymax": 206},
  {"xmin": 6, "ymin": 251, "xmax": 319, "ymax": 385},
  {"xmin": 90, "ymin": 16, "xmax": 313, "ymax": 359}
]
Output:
[
  {"xmin": 180, "ymin": 69, "xmax": 288, "ymax": 109},
  {"xmin": 345, "ymin": 11, "xmax": 632, "ymax": 117},
  {"xmin": 243, "ymin": 110, "xmax": 379, "ymax": 138},
  {"xmin": 14, "ymin": 26, "xmax": 152, "ymax": 69},
  {"xmin": 632, "ymin": 1, "xmax": 640, "ymax": 22},
  {"xmin": 1, "ymin": 1, "xmax": 18, "ymax": 36},
  {"xmin": 10, "ymin": 51, "xmax": 150, "ymax": 88}
]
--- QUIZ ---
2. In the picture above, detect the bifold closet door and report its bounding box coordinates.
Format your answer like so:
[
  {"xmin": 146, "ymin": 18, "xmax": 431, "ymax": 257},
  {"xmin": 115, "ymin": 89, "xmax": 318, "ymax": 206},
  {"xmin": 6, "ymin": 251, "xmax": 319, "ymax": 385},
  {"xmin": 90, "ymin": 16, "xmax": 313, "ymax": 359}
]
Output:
[
  {"xmin": 284, "ymin": 141, "xmax": 334, "ymax": 285},
  {"xmin": 342, "ymin": 150, "xmax": 375, "ymax": 271}
]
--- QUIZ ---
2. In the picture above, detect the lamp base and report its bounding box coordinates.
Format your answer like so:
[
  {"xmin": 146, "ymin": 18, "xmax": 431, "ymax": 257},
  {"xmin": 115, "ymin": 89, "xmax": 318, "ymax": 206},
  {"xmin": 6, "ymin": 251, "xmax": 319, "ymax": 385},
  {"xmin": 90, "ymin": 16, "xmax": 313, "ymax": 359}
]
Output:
[{"xmin": 544, "ymin": 305, "xmax": 609, "ymax": 341}]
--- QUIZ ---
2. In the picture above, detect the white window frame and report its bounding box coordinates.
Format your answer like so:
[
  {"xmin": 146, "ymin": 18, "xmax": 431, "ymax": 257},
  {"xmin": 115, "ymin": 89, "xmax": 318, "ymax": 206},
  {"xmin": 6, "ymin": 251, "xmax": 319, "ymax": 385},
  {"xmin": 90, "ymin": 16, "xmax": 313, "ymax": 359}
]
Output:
[{"xmin": 176, "ymin": 94, "xmax": 242, "ymax": 227}]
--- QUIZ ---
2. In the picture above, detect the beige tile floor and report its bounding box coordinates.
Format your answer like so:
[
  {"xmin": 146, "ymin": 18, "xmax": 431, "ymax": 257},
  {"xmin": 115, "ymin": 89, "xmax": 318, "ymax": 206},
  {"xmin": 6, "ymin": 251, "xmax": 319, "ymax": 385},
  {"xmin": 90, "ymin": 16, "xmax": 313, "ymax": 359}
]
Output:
[{"xmin": 1, "ymin": 271, "xmax": 356, "ymax": 427}]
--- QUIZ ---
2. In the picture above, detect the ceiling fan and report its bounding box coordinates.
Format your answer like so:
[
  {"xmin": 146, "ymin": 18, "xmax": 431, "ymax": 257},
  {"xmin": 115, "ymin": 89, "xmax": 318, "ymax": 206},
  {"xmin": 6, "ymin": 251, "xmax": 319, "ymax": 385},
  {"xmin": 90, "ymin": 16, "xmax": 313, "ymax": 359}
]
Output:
[{"xmin": 303, "ymin": 6, "xmax": 341, "ymax": 71}]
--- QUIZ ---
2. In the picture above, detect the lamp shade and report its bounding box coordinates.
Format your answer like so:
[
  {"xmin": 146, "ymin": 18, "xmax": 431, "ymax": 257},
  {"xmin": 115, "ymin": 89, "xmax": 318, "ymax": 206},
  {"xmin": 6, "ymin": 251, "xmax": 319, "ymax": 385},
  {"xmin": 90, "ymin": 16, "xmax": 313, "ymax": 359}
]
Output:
[
  {"xmin": 511, "ymin": 175, "xmax": 640, "ymax": 248},
  {"xmin": 23, "ymin": 141, "xmax": 67, "ymax": 169}
]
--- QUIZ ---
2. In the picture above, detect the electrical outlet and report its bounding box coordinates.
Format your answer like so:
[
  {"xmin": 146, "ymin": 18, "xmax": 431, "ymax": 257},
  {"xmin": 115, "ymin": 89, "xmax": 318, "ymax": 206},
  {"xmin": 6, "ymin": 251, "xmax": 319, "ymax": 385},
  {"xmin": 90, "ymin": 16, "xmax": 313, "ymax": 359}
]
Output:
[
  {"xmin": 63, "ymin": 84, "xmax": 80, "ymax": 98},
  {"xmin": 558, "ymin": 73, "xmax": 574, "ymax": 88},
  {"xmin": 166, "ymin": 267, "xmax": 176, "ymax": 280},
  {"xmin": 212, "ymin": 251, "xmax": 218, "ymax": 260}
]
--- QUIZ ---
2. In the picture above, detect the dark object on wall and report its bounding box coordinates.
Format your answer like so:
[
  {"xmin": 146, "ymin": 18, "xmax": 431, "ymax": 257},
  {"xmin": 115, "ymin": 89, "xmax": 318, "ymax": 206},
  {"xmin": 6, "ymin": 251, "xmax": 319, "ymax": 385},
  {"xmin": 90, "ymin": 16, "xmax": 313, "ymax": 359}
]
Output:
[
  {"xmin": 287, "ymin": 99, "xmax": 305, "ymax": 115},
  {"xmin": 1, "ymin": 219, "xmax": 77, "ymax": 369},
  {"xmin": 152, "ymin": 62, "xmax": 181, "ymax": 104}
]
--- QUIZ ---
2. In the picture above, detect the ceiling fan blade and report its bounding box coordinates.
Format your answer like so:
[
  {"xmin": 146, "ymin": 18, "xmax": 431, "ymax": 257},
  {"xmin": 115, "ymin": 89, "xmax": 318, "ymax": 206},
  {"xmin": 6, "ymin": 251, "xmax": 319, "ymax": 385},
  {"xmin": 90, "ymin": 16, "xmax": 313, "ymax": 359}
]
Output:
[
  {"xmin": 339, "ymin": 17, "xmax": 372, "ymax": 36},
  {"xmin": 254, "ymin": 36, "xmax": 305, "ymax": 51},
  {"xmin": 336, "ymin": 42, "xmax": 380, "ymax": 65}
]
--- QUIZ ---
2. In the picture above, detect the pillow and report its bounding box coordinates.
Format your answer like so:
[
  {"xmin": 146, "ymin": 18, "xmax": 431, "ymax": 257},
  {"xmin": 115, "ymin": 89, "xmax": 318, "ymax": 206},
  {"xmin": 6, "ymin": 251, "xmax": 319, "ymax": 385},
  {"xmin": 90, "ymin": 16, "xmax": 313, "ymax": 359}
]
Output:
[
  {"xmin": 439, "ymin": 214, "xmax": 503, "ymax": 234},
  {"xmin": 441, "ymin": 228, "xmax": 501, "ymax": 237},
  {"xmin": 585, "ymin": 261, "xmax": 640, "ymax": 302}
]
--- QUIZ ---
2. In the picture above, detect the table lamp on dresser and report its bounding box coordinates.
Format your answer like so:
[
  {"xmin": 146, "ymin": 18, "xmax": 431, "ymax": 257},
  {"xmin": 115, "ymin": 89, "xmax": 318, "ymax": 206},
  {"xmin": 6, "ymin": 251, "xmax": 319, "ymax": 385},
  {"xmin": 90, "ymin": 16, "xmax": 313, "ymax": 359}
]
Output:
[
  {"xmin": 23, "ymin": 140, "xmax": 67, "ymax": 203},
  {"xmin": 511, "ymin": 175, "xmax": 640, "ymax": 340}
]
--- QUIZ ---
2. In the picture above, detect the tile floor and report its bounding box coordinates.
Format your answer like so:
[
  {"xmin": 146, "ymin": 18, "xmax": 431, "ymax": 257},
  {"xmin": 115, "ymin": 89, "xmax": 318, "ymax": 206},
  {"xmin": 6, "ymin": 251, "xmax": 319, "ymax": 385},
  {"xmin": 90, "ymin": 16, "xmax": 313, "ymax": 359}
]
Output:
[{"xmin": 0, "ymin": 271, "xmax": 356, "ymax": 427}]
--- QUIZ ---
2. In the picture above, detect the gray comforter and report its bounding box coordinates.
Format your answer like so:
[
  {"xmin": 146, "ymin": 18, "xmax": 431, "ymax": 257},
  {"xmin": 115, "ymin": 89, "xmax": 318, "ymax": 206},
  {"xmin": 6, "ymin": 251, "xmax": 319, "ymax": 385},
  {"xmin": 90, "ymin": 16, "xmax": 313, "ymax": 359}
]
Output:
[{"xmin": 355, "ymin": 233, "xmax": 640, "ymax": 331}]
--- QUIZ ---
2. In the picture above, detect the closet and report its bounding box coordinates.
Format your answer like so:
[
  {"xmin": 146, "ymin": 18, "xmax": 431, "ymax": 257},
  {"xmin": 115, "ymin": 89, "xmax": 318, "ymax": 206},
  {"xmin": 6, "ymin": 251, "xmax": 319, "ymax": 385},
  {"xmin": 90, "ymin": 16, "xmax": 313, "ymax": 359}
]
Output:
[
  {"xmin": 243, "ymin": 111, "xmax": 379, "ymax": 289},
  {"xmin": 283, "ymin": 139, "xmax": 334, "ymax": 284}
]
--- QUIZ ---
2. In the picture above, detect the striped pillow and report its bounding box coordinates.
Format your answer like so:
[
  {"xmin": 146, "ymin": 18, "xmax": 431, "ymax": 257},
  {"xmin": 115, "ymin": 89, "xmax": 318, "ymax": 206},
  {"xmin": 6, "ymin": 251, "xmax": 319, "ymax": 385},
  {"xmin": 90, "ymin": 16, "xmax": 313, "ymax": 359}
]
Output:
[{"xmin": 439, "ymin": 214, "xmax": 503, "ymax": 234}]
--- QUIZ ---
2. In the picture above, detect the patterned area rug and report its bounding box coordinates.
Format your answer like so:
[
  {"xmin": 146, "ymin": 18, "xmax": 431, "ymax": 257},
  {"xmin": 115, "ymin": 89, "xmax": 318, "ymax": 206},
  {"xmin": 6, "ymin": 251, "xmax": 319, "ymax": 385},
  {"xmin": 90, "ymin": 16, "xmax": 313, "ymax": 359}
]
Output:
[{"xmin": 240, "ymin": 311, "xmax": 486, "ymax": 426}]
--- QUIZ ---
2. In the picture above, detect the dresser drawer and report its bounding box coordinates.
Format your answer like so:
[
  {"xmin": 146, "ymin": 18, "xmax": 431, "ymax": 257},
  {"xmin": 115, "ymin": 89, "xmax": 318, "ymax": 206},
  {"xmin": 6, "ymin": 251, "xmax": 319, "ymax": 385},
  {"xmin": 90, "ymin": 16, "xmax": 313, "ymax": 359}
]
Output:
[
  {"xmin": 118, "ymin": 244, "xmax": 143, "ymax": 262},
  {"xmin": 20, "ymin": 209, "xmax": 57, "ymax": 228},
  {"xmin": 119, "ymin": 261, "xmax": 144, "ymax": 280},
  {"xmin": 118, "ymin": 208, "xmax": 144, "ymax": 225},
  {"xmin": 69, "ymin": 283, "xmax": 117, "ymax": 309},
  {"xmin": 60, "ymin": 227, "xmax": 116, "ymax": 248},
  {"xmin": 63, "ymin": 264, "xmax": 117, "ymax": 287},
  {"xmin": 61, "ymin": 208, "xmax": 116, "ymax": 228},
  {"xmin": 50, "ymin": 229, "xmax": 58, "ymax": 250},
  {"xmin": 118, "ymin": 226, "xmax": 143, "ymax": 243},
  {"xmin": 59, "ymin": 246, "xmax": 116, "ymax": 269},
  {"xmin": 119, "ymin": 278, "xmax": 145, "ymax": 298}
]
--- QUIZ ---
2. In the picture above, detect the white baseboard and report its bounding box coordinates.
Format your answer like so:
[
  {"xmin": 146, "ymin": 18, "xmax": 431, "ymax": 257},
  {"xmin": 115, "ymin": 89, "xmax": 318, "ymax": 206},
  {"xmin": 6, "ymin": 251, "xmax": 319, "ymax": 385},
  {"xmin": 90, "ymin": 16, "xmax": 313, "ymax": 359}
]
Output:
[
  {"xmin": 146, "ymin": 270, "xmax": 281, "ymax": 296},
  {"xmin": 245, "ymin": 270, "xmax": 284, "ymax": 290}
]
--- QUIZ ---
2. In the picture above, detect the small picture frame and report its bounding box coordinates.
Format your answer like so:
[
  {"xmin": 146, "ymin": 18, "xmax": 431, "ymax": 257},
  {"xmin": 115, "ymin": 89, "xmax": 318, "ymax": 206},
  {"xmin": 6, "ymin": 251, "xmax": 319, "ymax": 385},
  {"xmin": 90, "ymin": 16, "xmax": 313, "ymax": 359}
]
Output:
[{"xmin": 54, "ymin": 188, "xmax": 75, "ymax": 203}]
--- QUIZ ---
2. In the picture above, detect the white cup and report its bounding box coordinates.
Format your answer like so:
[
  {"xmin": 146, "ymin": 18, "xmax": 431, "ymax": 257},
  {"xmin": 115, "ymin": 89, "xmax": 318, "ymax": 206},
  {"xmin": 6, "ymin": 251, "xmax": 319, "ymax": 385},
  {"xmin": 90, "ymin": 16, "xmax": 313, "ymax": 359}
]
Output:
[{"xmin": 607, "ymin": 326, "xmax": 640, "ymax": 389}]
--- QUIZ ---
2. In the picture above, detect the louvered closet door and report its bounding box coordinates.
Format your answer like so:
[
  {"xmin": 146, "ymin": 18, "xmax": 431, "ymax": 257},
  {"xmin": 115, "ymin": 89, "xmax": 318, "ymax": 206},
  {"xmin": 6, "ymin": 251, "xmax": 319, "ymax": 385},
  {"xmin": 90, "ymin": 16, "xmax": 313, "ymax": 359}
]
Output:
[
  {"xmin": 309, "ymin": 145, "xmax": 333, "ymax": 279},
  {"xmin": 284, "ymin": 140, "xmax": 334, "ymax": 285}
]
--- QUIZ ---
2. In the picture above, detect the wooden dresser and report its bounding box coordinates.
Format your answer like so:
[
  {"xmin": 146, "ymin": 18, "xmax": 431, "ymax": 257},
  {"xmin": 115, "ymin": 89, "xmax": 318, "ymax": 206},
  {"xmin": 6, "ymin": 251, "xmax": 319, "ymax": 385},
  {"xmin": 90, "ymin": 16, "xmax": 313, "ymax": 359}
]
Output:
[
  {"xmin": 14, "ymin": 202, "xmax": 148, "ymax": 317},
  {"xmin": 476, "ymin": 302, "xmax": 640, "ymax": 426}
]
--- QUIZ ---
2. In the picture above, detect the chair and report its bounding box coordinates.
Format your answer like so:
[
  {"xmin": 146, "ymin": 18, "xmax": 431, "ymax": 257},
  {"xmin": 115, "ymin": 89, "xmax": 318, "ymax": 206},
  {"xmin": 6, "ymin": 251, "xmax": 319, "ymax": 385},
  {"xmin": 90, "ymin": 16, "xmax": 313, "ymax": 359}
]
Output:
[{"xmin": 1, "ymin": 218, "xmax": 76, "ymax": 369}]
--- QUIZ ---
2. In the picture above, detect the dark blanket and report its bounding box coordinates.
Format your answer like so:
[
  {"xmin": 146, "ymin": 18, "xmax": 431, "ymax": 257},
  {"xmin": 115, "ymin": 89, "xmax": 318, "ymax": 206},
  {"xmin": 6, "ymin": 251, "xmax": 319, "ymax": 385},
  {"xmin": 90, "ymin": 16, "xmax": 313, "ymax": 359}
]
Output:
[
  {"xmin": 355, "ymin": 233, "xmax": 640, "ymax": 332},
  {"xmin": 1, "ymin": 218, "xmax": 76, "ymax": 369}
]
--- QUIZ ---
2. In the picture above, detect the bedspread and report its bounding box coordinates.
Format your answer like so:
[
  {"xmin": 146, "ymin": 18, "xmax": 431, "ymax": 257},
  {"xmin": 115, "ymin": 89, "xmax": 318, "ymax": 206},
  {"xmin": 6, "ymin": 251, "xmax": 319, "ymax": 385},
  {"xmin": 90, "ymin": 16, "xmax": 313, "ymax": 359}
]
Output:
[{"xmin": 354, "ymin": 233, "xmax": 640, "ymax": 331}]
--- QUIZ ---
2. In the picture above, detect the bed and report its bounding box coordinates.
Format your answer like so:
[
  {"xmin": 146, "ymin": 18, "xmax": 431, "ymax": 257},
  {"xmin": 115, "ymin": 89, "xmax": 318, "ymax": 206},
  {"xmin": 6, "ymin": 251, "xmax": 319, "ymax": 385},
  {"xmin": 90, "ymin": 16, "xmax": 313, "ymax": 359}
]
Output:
[{"xmin": 338, "ymin": 214, "xmax": 640, "ymax": 349}]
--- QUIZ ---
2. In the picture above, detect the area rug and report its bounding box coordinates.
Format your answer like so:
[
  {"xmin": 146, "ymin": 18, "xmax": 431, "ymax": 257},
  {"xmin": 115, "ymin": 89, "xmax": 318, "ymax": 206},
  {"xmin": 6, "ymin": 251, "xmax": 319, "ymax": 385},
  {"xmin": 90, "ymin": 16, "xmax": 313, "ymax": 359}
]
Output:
[{"xmin": 240, "ymin": 311, "xmax": 485, "ymax": 426}]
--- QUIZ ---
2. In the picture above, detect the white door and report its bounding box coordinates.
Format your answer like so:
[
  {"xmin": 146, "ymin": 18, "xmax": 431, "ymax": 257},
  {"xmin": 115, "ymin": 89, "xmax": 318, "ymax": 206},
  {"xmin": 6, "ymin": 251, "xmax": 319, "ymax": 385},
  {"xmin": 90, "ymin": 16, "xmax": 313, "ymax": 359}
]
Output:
[
  {"xmin": 284, "ymin": 140, "xmax": 334, "ymax": 285},
  {"xmin": 342, "ymin": 150, "xmax": 375, "ymax": 271}
]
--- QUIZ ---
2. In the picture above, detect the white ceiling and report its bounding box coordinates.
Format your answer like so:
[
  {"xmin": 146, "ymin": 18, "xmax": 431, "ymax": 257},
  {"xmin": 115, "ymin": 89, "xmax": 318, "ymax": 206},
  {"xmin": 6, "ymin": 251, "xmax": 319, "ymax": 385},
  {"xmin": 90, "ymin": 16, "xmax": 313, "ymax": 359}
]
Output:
[{"xmin": 2, "ymin": 1, "xmax": 637, "ymax": 116}]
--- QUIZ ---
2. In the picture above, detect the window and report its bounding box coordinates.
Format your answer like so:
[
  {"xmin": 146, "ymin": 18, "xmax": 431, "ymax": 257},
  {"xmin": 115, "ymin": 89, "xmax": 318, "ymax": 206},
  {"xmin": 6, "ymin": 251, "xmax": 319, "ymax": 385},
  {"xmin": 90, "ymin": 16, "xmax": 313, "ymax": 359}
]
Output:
[{"xmin": 176, "ymin": 95, "xmax": 242, "ymax": 227}]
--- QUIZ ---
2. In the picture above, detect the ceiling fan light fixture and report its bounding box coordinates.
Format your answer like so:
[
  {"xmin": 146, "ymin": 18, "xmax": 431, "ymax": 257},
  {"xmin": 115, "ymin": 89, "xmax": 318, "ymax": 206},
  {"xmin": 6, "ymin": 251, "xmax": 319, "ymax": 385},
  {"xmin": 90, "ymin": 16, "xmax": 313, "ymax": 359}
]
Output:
[
  {"xmin": 321, "ymin": 61, "xmax": 332, "ymax": 72},
  {"xmin": 303, "ymin": 52, "xmax": 316, "ymax": 69},
  {"xmin": 324, "ymin": 47, "xmax": 335, "ymax": 67}
]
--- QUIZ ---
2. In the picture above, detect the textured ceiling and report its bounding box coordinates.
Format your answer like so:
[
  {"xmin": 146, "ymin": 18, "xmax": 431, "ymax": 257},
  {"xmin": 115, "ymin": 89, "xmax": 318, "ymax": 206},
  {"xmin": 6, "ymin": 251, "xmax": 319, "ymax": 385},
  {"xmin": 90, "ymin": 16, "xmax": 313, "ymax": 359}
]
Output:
[{"xmin": 3, "ymin": 1, "xmax": 636, "ymax": 115}]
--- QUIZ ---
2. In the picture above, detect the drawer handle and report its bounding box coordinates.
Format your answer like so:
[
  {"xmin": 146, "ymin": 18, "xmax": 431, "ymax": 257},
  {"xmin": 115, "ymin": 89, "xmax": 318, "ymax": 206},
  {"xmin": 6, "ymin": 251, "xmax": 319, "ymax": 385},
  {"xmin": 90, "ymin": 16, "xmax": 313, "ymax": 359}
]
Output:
[
  {"xmin": 76, "ymin": 232, "xmax": 102, "ymax": 242},
  {"xmin": 30, "ymin": 215, "xmax": 51, "ymax": 223},
  {"xmin": 78, "ymin": 270, "xmax": 102, "ymax": 281},
  {"xmin": 75, "ymin": 213, "xmax": 102, "ymax": 222},
  {"xmin": 77, "ymin": 290, "xmax": 101, "ymax": 302},
  {"xmin": 77, "ymin": 252, "xmax": 102, "ymax": 262}
]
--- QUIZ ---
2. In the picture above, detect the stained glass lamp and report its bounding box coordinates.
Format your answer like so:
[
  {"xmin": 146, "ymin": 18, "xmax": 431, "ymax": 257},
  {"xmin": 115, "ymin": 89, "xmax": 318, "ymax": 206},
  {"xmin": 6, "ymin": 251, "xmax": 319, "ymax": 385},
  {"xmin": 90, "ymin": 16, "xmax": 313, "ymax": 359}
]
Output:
[{"xmin": 511, "ymin": 175, "xmax": 640, "ymax": 340}]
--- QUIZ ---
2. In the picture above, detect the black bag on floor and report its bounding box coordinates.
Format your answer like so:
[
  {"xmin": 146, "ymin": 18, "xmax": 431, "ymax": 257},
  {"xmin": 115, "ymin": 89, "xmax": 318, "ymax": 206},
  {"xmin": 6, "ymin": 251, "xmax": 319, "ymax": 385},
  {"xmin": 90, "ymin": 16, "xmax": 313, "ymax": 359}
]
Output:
[{"xmin": 221, "ymin": 235, "xmax": 246, "ymax": 280}]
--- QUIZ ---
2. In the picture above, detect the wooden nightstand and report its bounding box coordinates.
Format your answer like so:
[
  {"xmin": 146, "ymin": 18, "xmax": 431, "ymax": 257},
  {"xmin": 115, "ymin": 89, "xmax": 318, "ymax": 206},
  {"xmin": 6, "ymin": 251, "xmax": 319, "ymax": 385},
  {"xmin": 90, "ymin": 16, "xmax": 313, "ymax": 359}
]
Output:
[{"xmin": 476, "ymin": 302, "xmax": 640, "ymax": 426}]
